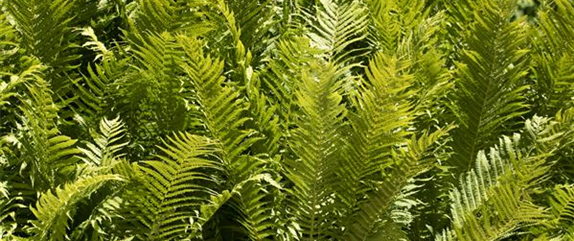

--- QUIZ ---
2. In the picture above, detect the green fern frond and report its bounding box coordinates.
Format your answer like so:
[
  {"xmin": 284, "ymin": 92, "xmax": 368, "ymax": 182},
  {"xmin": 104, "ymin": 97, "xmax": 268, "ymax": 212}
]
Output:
[
  {"xmin": 531, "ymin": 0, "xmax": 574, "ymax": 114},
  {"xmin": 177, "ymin": 35, "xmax": 259, "ymax": 181},
  {"xmin": 302, "ymin": 0, "xmax": 369, "ymax": 64},
  {"xmin": 337, "ymin": 53, "xmax": 415, "ymax": 217},
  {"xmin": 342, "ymin": 125, "xmax": 453, "ymax": 240},
  {"xmin": 547, "ymin": 185, "xmax": 574, "ymax": 232},
  {"xmin": 78, "ymin": 117, "xmax": 128, "ymax": 168},
  {"xmin": 71, "ymin": 52, "xmax": 130, "ymax": 124},
  {"xmin": 178, "ymin": 34, "xmax": 282, "ymax": 240},
  {"xmin": 284, "ymin": 61, "xmax": 347, "ymax": 239},
  {"xmin": 0, "ymin": 12, "xmax": 19, "ymax": 68},
  {"xmin": 365, "ymin": 0, "xmax": 427, "ymax": 54},
  {"xmin": 260, "ymin": 36, "xmax": 323, "ymax": 131},
  {"xmin": 129, "ymin": 133, "xmax": 221, "ymax": 240},
  {"xmin": 29, "ymin": 174, "xmax": 124, "ymax": 241},
  {"xmin": 129, "ymin": 0, "xmax": 210, "ymax": 35},
  {"xmin": 537, "ymin": 0, "xmax": 574, "ymax": 53},
  {"xmin": 3, "ymin": 0, "xmax": 78, "ymax": 70},
  {"xmin": 220, "ymin": 0, "xmax": 280, "ymax": 63},
  {"xmin": 17, "ymin": 64, "xmax": 81, "ymax": 189},
  {"xmin": 438, "ymin": 116, "xmax": 565, "ymax": 241},
  {"xmin": 115, "ymin": 32, "xmax": 189, "ymax": 159},
  {"xmin": 448, "ymin": 0, "xmax": 530, "ymax": 174}
]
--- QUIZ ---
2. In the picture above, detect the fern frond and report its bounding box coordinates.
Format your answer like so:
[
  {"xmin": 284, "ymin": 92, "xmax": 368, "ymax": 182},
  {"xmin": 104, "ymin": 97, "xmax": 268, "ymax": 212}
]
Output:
[
  {"xmin": 178, "ymin": 35, "xmax": 282, "ymax": 240},
  {"xmin": 284, "ymin": 61, "xmax": 347, "ymax": 239},
  {"xmin": 365, "ymin": 0, "xmax": 427, "ymax": 54},
  {"xmin": 337, "ymin": 53, "xmax": 415, "ymax": 220},
  {"xmin": 17, "ymin": 64, "xmax": 81, "ymax": 189},
  {"xmin": 303, "ymin": 0, "xmax": 369, "ymax": 64},
  {"xmin": 547, "ymin": 185, "xmax": 574, "ymax": 232},
  {"xmin": 128, "ymin": 133, "xmax": 221, "ymax": 240},
  {"xmin": 177, "ymin": 35, "xmax": 260, "ymax": 181},
  {"xmin": 342, "ymin": 125, "xmax": 453, "ymax": 240},
  {"xmin": 260, "ymin": 36, "xmax": 323, "ymax": 131},
  {"xmin": 537, "ymin": 0, "xmax": 574, "ymax": 53},
  {"xmin": 438, "ymin": 116, "xmax": 565, "ymax": 241},
  {"xmin": 531, "ymin": 0, "xmax": 574, "ymax": 114},
  {"xmin": 220, "ymin": 0, "xmax": 280, "ymax": 63},
  {"xmin": 29, "ymin": 174, "xmax": 124, "ymax": 241},
  {"xmin": 449, "ymin": 0, "xmax": 530, "ymax": 173},
  {"xmin": 71, "ymin": 52, "xmax": 130, "ymax": 125},
  {"xmin": 129, "ymin": 0, "xmax": 210, "ymax": 35},
  {"xmin": 3, "ymin": 0, "xmax": 78, "ymax": 69},
  {"xmin": 0, "ymin": 11, "xmax": 19, "ymax": 68},
  {"xmin": 117, "ymin": 32, "xmax": 189, "ymax": 159},
  {"xmin": 78, "ymin": 117, "xmax": 128, "ymax": 168}
]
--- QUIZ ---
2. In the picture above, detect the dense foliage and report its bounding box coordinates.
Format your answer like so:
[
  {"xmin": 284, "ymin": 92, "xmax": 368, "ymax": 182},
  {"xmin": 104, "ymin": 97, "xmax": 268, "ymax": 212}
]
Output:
[{"xmin": 0, "ymin": 0, "xmax": 573, "ymax": 240}]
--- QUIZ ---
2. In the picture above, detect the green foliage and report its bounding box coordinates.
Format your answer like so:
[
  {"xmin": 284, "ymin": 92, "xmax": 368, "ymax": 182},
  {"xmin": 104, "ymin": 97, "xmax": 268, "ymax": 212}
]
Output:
[
  {"xmin": 30, "ymin": 174, "xmax": 124, "ymax": 241},
  {"xmin": 448, "ymin": 0, "xmax": 530, "ymax": 174},
  {"xmin": 1, "ymin": 0, "xmax": 573, "ymax": 240}
]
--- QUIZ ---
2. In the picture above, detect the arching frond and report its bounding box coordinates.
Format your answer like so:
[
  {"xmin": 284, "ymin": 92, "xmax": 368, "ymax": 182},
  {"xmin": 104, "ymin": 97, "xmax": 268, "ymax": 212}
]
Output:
[
  {"xmin": 448, "ymin": 0, "xmax": 530, "ymax": 174},
  {"xmin": 78, "ymin": 117, "xmax": 128, "ymax": 168},
  {"xmin": 437, "ymin": 116, "xmax": 566, "ymax": 241},
  {"xmin": 284, "ymin": 61, "xmax": 347, "ymax": 239},
  {"xmin": 531, "ymin": 0, "xmax": 574, "ymax": 115},
  {"xmin": 29, "ymin": 174, "xmax": 124, "ymax": 241},
  {"xmin": 343, "ymin": 126, "xmax": 453, "ymax": 240},
  {"xmin": 15, "ymin": 64, "xmax": 81, "ymax": 190},
  {"xmin": 129, "ymin": 0, "xmax": 210, "ymax": 35},
  {"xmin": 178, "ymin": 35, "xmax": 279, "ymax": 240},
  {"xmin": 127, "ymin": 133, "xmax": 222, "ymax": 240},
  {"xmin": 70, "ymin": 52, "xmax": 131, "ymax": 126},
  {"xmin": 118, "ymin": 32, "xmax": 189, "ymax": 159},
  {"xmin": 365, "ymin": 0, "xmax": 427, "ymax": 54},
  {"xmin": 0, "ymin": 12, "xmax": 19, "ymax": 70},
  {"xmin": 337, "ymin": 53, "xmax": 415, "ymax": 224},
  {"xmin": 544, "ymin": 185, "xmax": 574, "ymax": 237},
  {"xmin": 2, "ymin": 0, "xmax": 76, "ymax": 67},
  {"xmin": 220, "ymin": 0, "xmax": 280, "ymax": 63},
  {"xmin": 260, "ymin": 36, "xmax": 323, "ymax": 131},
  {"xmin": 303, "ymin": 0, "xmax": 370, "ymax": 64}
]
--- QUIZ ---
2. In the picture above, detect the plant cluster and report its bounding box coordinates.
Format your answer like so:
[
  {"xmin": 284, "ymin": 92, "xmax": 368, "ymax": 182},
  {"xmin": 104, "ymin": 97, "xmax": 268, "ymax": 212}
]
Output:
[{"xmin": 0, "ymin": 0, "xmax": 573, "ymax": 240}]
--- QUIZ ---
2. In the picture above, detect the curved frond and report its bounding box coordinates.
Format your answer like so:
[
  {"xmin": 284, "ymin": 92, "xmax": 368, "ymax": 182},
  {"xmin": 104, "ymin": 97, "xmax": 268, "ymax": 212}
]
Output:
[
  {"xmin": 284, "ymin": 61, "xmax": 347, "ymax": 239},
  {"xmin": 29, "ymin": 174, "xmax": 124, "ymax": 241},
  {"xmin": 129, "ymin": 0, "xmax": 210, "ymax": 35},
  {"xmin": 448, "ymin": 0, "xmax": 530, "ymax": 173},
  {"xmin": 343, "ymin": 125, "xmax": 453, "ymax": 240},
  {"xmin": 78, "ymin": 117, "xmax": 128, "ymax": 168},
  {"xmin": 337, "ymin": 53, "xmax": 415, "ymax": 224},
  {"xmin": 128, "ymin": 133, "xmax": 221, "ymax": 240},
  {"xmin": 16, "ymin": 64, "xmax": 81, "ymax": 189},
  {"xmin": 303, "ymin": 0, "xmax": 369, "ymax": 64},
  {"xmin": 438, "ymin": 116, "xmax": 565, "ymax": 241}
]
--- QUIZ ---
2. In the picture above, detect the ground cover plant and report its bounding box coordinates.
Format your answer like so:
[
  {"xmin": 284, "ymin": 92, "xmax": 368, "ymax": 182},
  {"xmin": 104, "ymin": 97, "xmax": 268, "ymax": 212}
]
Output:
[{"xmin": 1, "ymin": 0, "xmax": 574, "ymax": 240}]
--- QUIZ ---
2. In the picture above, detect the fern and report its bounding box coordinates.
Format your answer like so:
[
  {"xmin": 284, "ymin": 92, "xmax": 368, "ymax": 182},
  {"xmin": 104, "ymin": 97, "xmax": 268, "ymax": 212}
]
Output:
[
  {"xmin": 448, "ymin": 0, "xmax": 530, "ymax": 174},
  {"xmin": 302, "ymin": 0, "xmax": 369, "ymax": 65},
  {"xmin": 531, "ymin": 0, "xmax": 574, "ymax": 115},
  {"xmin": 284, "ymin": 61, "xmax": 346, "ymax": 239},
  {"xmin": 129, "ymin": 0, "xmax": 210, "ymax": 35},
  {"xmin": 365, "ymin": 0, "xmax": 427, "ymax": 54},
  {"xmin": 437, "ymin": 116, "xmax": 565, "ymax": 241},
  {"xmin": 78, "ymin": 117, "xmax": 128, "ymax": 168},
  {"xmin": 342, "ymin": 126, "xmax": 453, "ymax": 240},
  {"xmin": 178, "ymin": 34, "xmax": 279, "ymax": 240},
  {"xmin": 127, "ymin": 133, "xmax": 221, "ymax": 240},
  {"xmin": 15, "ymin": 64, "xmax": 81, "ymax": 190},
  {"xmin": 337, "ymin": 53, "xmax": 415, "ymax": 229},
  {"xmin": 2, "ymin": 0, "xmax": 75, "ymax": 66},
  {"xmin": 29, "ymin": 174, "xmax": 124, "ymax": 241}
]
